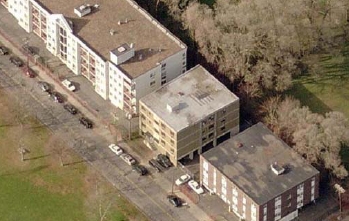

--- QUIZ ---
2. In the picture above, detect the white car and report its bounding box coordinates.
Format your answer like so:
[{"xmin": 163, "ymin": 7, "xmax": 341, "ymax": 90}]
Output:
[
  {"xmin": 188, "ymin": 180, "xmax": 204, "ymax": 194},
  {"xmin": 61, "ymin": 79, "xmax": 76, "ymax": 92},
  {"xmin": 175, "ymin": 174, "xmax": 191, "ymax": 186},
  {"xmin": 120, "ymin": 153, "xmax": 136, "ymax": 166},
  {"xmin": 108, "ymin": 143, "xmax": 123, "ymax": 156}
]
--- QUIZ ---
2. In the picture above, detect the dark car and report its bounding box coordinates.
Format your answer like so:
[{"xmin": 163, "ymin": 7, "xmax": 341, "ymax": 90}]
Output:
[
  {"xmin": 132, "ymin": 164, "xmax": 148, "ymax": 176},
  {"xmin": 9, "ymin": 56, "xmax": 23, "ymax": 67},
  {"xmin": 79, "ymin": 117, "xmax": 93, "ymax": 129},
  {"xmin": 167, "ymin": 195, "xmax": 182, "ymax": 207},
  {"xmin": 0, "ymin": 46, "xmax": 9, "ymax": 55},
  {"xmin": 37, "ymin": 81, "xmax": 50, "ymax": 92},
  {"xmin": 148, "ymin": 159, "xmax": 164, "ymax": 172},
  {"xmin": 49, "ymin": 91, "xmax": 63, "ymax": 103},
  {"xmin": 22, "ymin": 45, "xmax": 36, "ymax": 56},
  {"xmin": 156, "ymin": 154, "xmax": 173, "ymax": 168},
  {"xmin": 63, "ymin": 104, "xmax": 78, "ymax": 115}
]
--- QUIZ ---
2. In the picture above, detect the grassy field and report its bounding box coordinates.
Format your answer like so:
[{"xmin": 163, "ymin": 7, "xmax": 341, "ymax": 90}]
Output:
[
  {"xmin": 288, "ymin": 44, "xmax": 349, "ymax": 118},
  {"xmin": 0, "ymin": 91, "xmax": 148, "ymax": 221}
]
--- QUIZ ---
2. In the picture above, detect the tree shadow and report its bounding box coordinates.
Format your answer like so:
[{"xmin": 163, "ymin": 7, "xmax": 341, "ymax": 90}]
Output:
[
  {"xmin": 0, "ymin": 165, "xmax": 49, "ymax": 177},
  {"xmin": 26, "ymin": 154, "xmax": 50, "ymax": 161},
  {"xmin": 286, "ymin": 82, "xmax": 332, "ymax": 115},
  {"xmin": 64, "ymin": 159, "xmax": 86, "ymax": 167}
]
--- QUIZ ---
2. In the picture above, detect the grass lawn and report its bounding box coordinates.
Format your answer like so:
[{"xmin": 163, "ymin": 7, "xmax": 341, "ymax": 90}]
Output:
[
  {"xmin": 288, "ymin": 44, "xmax": 349, "ymax": 118},
  {"xmin": 0, "ymin": 92, "xmax": 148, "ymax": 221},
  {"xmin": 199, "ymin": 0, "xmax": 215, "ymax": 7}
]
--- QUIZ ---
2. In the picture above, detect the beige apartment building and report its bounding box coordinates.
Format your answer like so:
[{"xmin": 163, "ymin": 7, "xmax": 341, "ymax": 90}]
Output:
[
  {"xmin": 1, "ymin": 0, "xmax": 186, "ymax": 115},
  {"xmin": 139, "ymin": 65, "xmax": 239, "ymax": 165}
]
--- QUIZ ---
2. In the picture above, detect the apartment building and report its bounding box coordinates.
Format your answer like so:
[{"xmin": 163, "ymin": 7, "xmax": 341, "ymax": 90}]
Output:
[
  {"xmin": 200, "ymin": 122, "xmax": 320, "ymax": 221},
  {"xmin": 1, "ymin": 0, "xmax": 187, "ymax": 115},
  {"xmin": 139, "ymin": 65, "xmax": 240, "ymax": 165}
]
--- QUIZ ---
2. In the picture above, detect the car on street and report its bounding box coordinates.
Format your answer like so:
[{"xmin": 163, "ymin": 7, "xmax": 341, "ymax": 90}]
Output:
[
  {"xmin": 175, "ymin": 174, "xmax": 191, "ymax": 186},
  {"xmin": 22, "ymin": 44, "xmax": 36, "ymax": 56},
  {"xmin": 23, "ymin": 66, "xmax": 35, "ymax": 78},
  {"xmin": 61, "ymin": 79, "xmax": 76, "ymax": 92},
  {"xmin": 108, "ymin": 143, "xmax": 123, "ymax": 156},
  {"xmin": 79, "ymin": 117, "xmax": 93, "ymax": 129},
  {"xmin": 0, "ymin": 46, "xmax": 9, "ymax": 55},
  {"xmin": 49, "ymin": 91, "xmax": 64, "ymax": 103},
  {"xmin": 63, "ymin": 103, "xmax": 78, "ymax": 115},
  {"xmin": 9, "ymin": 56, "xmax": 23, "ymax": 67},
  {"xmin": 37, "ymin": 81, "xmax": 50, "ymax": 92},
  {"xmin": 120, "ymin": 153, "xmax": 136, "ymax": 165},
  {"xmin": 132, "ymin": 164, "xmax": 148, "ymax": 176},
  {"xmin": 156, "ymin": 154, "xmax": 172, "ymax": 168},
  {"xmin": 167, "ymin": 195, "xmax": 182, "ymax": 207},
  {"xmin": 188, "ymin": 180, "xmax": 204, "ymax": 194},
  {"xmin": 148, "ymin": 159, "xmax": 164, "ymax": 172}
]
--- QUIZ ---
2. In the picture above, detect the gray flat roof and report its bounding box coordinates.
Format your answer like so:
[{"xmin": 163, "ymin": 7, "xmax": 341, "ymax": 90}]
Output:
[
  {"xmin": 140, "ymin": 65, "xmax": 239, "ymax": 132},
  {"xmin": 202, "ymin": 122, "xmax": 319, "ymax": 205},
  {"xmin": 36, "ymin": 0, "xmax": 185, "ymax": 78}
]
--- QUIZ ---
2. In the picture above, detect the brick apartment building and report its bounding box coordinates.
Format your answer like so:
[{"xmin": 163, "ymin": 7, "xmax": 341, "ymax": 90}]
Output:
[
  {"xmin": 200, "ymin": 122, "xmax": 320, "ymax": 221},
  {"xmin": 139, "ymin": 65, "xmax": 239, "ymax": 165},
  {"xmin": 1, "ymin": 0, "xmax": 186, "ymax": 115}
]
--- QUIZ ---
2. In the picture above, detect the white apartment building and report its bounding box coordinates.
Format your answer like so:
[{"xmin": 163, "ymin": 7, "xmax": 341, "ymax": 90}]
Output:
[{"xmin": 1, "ymin": 0, "xmax": 187, "ymax": 115}]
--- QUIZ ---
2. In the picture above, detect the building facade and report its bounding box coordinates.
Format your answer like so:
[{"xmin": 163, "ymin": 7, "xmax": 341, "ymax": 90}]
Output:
[
  {"xmin": 1, "ymin": 0, "xmax": 186, "ymax": 115},
  {"xmin": 139, "ymin": 65, "xmax": 240, "ymax": 165},
  {"xmin": 200, "ymin": 123, "xmax": 320, "ymax": 221}
]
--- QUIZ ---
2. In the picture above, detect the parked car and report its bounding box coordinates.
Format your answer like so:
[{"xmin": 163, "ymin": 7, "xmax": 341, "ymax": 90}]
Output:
[
  {"xmin": 120, "ymin": 153, "xmax": 136, "ymax": 166},
  {"xmin": 148, "ymin": 159, "xmax": 164, "ymax": 172},
  {"xmin": 24, "ymin": 66, "xmax": 35, "ymax": 78},
  {"xmin": 37, "ymin": 81, "xmax": 50, "ymax": 92},
  {"xmin": 9, "ymin": 56, "xmax": 23, "ymax": 67},
  {"xmin": 156, "ymin": 154, "xmax": 172, "ymax": 168},
  {"xmin": 132, "ymin": 164, "xmax": 148, "ymax": 176},
  {"xmin": 0, "ymin": 46, "xmax": 9, "ymax": 55},
  {"xmin": 63, "ymin": 103, "xmax": 78, "ymax": 115},
  {"xmin": 167, "ymin": 195, "xmax": 182, "ymax": 207},
  {"xmin": 108, "ymin": 143, "xmax": 123, "ymax": 156},
  {"xmin": 79, "ymin": 117, "xmax": 93, "ymax": 129},
  {"xmin": 22, "ymin": 44, "xmax": 36, "ymax": 56},
  {"xmin": 175, "ymin": 174, "xmax": 191, "ymax": 186},
  {"xmin": 49, "ymin": 91, "xmax": 64, "ymax": 103},
  {"xmin": 188, "ymin": 180, "xmax": 204, "ymax": 194},
  {"xmin": 61, "ymin": 79, "xmax": 76, "ymax": 92}
]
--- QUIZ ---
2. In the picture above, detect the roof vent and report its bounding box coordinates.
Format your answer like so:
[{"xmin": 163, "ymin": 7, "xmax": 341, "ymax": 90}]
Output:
[
  {"xmin": 270, "ymin": 162, "xmax": 285, "ymax": 175},
  {"xmin": 130, "ymin": 43, "xmax": 134, "ymax": 48},
  {"xmin": 109, "ymin": 29, "xmax": 115, "ymax": 36},
  {"xmin": 236, "ymin": 142, "xmax": 243, "ymax": 148},
  {"xmin": 138, "ymin": 54, "xmax": 143, "ymax": 60},
  {"xmin": 178, "ymin": 92, "xmax": 184, "ymax": 96},
  {"xmin": 74, "ymin": 4, "xmax": 92, "ymax": 17}
]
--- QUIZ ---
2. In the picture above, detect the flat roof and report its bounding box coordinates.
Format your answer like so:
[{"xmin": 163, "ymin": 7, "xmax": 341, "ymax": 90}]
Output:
[
  {"xmin": 202, "ymin": 122, "xmax": 319, "ymax": 205},
  {"xmin": 36, "ymin": 0, "xmax": 185, "ymax": 78},
  {"xmin": 140, "ymin": 65, "xmax": 239, "ymax": 132}
]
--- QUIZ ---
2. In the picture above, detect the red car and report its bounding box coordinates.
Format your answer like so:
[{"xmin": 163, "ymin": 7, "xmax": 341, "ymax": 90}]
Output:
[{"xmin": 22, "ymin": 66, "xmax": 35, "ymax": 78}]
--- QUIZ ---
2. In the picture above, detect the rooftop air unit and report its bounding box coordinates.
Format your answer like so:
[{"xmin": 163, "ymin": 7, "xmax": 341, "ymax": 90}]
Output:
[
  {"xmin": 110, "ymin": 43, "xmax": 135, "ymax": 65},
  {"xmin": 74, "ymin": 4, "xmax": 92, "ymax": 17},
  {"xmin": 270, "ymin": 162, "xmax": 285, "ymax": 175}
]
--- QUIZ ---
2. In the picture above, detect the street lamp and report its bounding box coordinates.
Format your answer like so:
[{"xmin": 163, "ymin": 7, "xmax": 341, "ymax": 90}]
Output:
[
  {"xmin": 126, "ymin": 112, "xmax": 132, "ymax": 140},
  {"xmin": 334, "ymin": 183, "xmax": 346, "ymax": 220}
]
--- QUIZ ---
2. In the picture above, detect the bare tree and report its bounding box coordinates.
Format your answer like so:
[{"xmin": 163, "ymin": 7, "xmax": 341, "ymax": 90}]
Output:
[
  {"xmin": 262, "ymin": 96, "xmax": 349, "ymax": 179},
  {"xmin": 46, "ymin": 132, "xmax": 69, "ymax": 166}
]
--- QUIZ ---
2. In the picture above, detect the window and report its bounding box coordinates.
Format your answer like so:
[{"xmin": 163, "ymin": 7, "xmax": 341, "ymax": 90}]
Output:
[
  {"xmin": 150, "ymin": 80, "xmax": 155, "ymax": 86},
  {"xmin": 170, "ymin": 131, "xmax": 174, "ymax": 138}
]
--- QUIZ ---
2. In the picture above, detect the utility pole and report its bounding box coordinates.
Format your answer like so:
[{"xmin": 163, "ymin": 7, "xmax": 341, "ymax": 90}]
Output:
[{"xmin": 334, "ymin": 183, "xmax": 346, "ymax": 220}]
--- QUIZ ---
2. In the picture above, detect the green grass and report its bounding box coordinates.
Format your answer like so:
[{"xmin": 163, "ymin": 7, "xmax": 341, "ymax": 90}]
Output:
[
  {"xmin": 199, "ymin": 0, "xmax": 215, "ymax": 7},
  {"xmin": 288, "ymin": 44, "xmax": 349, "ymax": 118},
  {"xmin": 0, "ymin": 92, "xmax": 147, "ymax": 221}
]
